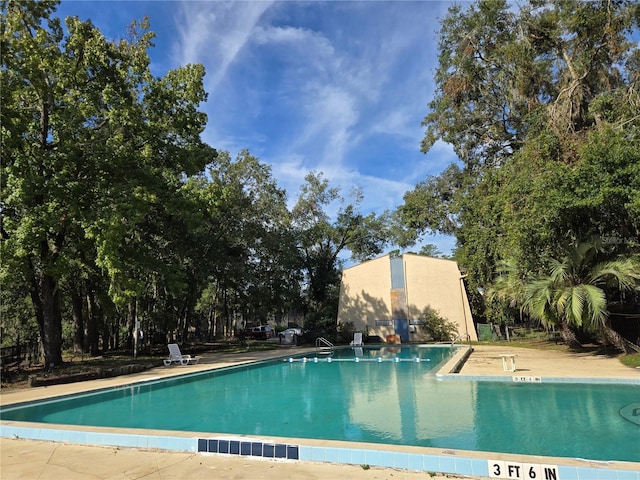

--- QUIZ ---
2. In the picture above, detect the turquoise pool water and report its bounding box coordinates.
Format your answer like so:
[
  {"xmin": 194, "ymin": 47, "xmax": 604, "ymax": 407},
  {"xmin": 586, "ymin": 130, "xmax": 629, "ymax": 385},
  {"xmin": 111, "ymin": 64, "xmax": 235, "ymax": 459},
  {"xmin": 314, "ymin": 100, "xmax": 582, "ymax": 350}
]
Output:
[{"xmin": 2, "ymin": 345, "xmax": 638, "ymax": 462}]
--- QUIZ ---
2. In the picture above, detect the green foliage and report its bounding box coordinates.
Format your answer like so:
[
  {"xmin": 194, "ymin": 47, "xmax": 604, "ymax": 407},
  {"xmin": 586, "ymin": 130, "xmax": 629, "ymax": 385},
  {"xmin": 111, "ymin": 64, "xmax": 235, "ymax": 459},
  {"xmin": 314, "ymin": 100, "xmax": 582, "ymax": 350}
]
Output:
[
  {"xmin": 1, "ymin": 1, "xmax": 213, "ymax": 363},
  {"xmin": 1, "ymin": 2, "xmax": 393, "ymax": 361},
  {"xmin": 187, "ymin": 150, "xmax": 300, "ymax": 336},
  {"xmin": 422, "ymin": 0, "xmax": 640, "ymax": 170},
  {"xmin": 419, "ymin": 244, "xmax": 438, "ymax": 257},
  {"xmin": 398, "ymin": 164, "xmax": 464, "ymax": 238},
  {"xmin": 420, "ymin": 306, "xmax": 458, "ymax": 342},
  {"xmin": 336, "ymin": 321, "xmax": 357, "ymax": 344},
  {"xmin": 0, "ymin": 290, "xmax": 38, "ymax": 347},
  {"xmin": 520, "ymin": 238, "xmax": 640, "ymax": 351},
  {"xmin": 401, "ymin": 0, "xmax": 640, "ymax": 344},
  {"xmin": 292, "ymin": 172, "xmax": 391, "ymax": 327}
]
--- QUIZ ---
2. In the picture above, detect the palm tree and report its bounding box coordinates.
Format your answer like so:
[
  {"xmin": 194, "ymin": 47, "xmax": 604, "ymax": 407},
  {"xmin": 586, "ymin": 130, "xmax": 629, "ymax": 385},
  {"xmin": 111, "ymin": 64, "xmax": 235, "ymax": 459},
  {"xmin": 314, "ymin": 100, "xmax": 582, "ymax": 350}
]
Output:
[
  {"xmin": 488, "ymin": 258, "xmax": 527, "ymax": 315},
  {"xmin": 486, "ymin": 258, "xmax": 528, "ymax": 341},
  {"xmin": 523, "ymin": 239, "xmax": 640, "ymax": 353}
]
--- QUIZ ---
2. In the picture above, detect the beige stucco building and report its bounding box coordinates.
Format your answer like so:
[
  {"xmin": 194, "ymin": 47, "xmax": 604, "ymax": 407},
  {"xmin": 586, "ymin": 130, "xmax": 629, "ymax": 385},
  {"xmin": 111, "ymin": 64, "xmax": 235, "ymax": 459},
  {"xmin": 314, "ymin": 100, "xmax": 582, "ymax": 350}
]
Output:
[{"xmin": 337, "ymin": 253, "xmax": 477, "ymax": 342}]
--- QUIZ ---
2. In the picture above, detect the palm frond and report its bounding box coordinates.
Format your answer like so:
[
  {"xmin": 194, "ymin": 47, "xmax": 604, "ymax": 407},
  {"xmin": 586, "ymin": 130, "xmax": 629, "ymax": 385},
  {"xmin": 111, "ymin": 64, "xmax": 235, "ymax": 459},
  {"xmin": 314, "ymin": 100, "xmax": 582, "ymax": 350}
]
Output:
[
  {"xmin": 523, "ymin": 278, "xmax": 558, "ymax": 325},
  {"xmin": 487, "ymin": 258, "xmax": 526, "ymax": 308},
  {"xmin": 567, "ymin": 286, "xmax": 585, "ymax": 327},
  {"xmin": 589, "ymin": 258, "xmax": 640, "ymax": 291},
  {"xmin": 580, "ymin": 284, "xmax": 607, "ymax": 328},
  {"xmin": 549, "ymin": 258, "xmax": 569, "ymax": 283},
  {"xmin": 519, "ymin": 238, "xmax": 635, "ymax": 348},
  {"xmin": 555, "ymin": 287, "xmax": 571, "ymax": 314}
]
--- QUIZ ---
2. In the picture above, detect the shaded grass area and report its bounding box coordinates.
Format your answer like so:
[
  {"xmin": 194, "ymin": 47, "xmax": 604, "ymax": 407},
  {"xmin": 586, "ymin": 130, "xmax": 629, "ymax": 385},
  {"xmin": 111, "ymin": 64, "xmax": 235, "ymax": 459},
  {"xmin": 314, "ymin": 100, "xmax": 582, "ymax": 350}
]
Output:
[
  {"xmin": 1, "ymin": 341, "xmax": 280, "ymax": 391},
  {"xmin": 475, "ymin": 338, "xmax": 568, "ymax": 351},
  {"xmin": 474, "ymin": 329, "xmax": 631, "ymax": 357},
  {"xmin": 620, "ymin": 354, "xmax": 640, "ymax": 368},
  {"xmin": 477, "ymin": 338, "xmax": 623, "ymax": 355}
]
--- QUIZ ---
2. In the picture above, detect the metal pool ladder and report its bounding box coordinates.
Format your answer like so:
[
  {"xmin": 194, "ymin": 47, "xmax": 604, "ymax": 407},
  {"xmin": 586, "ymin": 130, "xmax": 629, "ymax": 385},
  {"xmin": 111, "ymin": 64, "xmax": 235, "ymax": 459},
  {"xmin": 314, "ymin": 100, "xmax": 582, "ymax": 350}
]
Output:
[{"xmin": 316, "ymin": 337, "xmax": 334, "ymax": 354}]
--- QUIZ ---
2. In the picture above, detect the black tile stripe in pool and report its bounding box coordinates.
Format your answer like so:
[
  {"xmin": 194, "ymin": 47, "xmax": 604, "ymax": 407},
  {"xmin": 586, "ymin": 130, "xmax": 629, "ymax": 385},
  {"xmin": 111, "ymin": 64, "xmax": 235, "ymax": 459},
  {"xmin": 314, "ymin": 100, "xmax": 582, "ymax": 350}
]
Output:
[{"xmin": 198, "ymin": 438, "xmax": 299, "ymax": 460}]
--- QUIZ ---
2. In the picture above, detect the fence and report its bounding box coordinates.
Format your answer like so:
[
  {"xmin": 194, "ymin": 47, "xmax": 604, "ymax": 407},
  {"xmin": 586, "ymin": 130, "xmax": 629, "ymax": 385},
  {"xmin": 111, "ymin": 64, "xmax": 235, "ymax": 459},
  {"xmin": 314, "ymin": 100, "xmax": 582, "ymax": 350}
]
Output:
[{"xmin": 0, "ymin": 341, "xmax": 42, "ymax": 371}]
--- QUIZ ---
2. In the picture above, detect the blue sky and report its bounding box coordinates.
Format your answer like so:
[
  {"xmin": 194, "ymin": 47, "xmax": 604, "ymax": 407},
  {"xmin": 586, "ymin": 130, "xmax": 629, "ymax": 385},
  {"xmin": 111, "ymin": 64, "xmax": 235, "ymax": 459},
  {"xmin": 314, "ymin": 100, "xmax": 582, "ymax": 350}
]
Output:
[{"xmin": 55, "ymin": 1, "xmax": 460, "ymax": 255}]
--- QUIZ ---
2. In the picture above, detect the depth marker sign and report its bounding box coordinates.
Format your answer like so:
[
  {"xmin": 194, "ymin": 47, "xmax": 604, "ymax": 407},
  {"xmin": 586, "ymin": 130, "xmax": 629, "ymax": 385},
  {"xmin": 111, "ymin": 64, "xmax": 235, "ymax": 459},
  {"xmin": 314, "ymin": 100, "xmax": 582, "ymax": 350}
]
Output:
[{"xmin": 488, "ymin": 460, "xmax": 560, "ymax": 479}]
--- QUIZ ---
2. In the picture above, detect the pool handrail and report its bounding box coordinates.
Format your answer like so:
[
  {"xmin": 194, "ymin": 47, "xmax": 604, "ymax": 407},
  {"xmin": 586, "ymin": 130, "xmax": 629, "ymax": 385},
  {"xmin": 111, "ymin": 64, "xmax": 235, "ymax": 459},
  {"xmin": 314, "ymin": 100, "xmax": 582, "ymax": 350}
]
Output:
[{"xmin": 315, "ymin": 337, "xmax": 334, "ymax": 350}]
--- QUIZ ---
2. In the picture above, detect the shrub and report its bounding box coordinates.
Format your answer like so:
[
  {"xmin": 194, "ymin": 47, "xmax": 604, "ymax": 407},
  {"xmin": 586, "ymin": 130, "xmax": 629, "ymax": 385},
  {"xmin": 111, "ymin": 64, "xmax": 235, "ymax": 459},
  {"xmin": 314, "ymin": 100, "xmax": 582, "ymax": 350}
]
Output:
[{"xmin": 421, "ymin": 306, "xmax": 458, "ymax": 342}]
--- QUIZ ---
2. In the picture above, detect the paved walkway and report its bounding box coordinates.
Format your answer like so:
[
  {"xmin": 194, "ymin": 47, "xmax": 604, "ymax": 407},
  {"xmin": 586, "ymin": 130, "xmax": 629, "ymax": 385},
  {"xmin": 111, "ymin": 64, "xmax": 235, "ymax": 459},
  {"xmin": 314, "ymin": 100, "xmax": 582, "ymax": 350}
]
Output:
[
  {"xmin": 451, "ymin": 344, "xmax": 637, "ymax": 378},
  {"xmin": 1, "ymin": 345, "xmax": 638, "ymax": 480}
]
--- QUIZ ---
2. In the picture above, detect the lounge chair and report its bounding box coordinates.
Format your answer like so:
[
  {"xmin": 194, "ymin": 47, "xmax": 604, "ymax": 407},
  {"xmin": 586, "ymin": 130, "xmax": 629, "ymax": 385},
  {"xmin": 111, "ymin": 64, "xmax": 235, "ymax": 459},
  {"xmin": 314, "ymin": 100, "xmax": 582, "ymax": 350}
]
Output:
[
  {"xmin": 350, "ymin": 332, "xmax": 364, "ymax": 346},
  {"xmin": 163, "ymin": 343, "xmax": 200, "ymax": 366}
]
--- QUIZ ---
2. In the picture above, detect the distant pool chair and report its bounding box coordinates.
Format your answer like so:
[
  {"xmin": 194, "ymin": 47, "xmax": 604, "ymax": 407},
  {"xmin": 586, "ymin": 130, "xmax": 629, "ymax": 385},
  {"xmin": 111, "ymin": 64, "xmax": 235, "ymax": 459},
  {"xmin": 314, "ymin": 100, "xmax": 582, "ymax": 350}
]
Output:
[
  {"xmin": 164, "ymin": 343, "xmax": 200, "ymax": 366},
  {"xmin": 350, "ymin": 332, "xmax": 364, "ymax": 347}
]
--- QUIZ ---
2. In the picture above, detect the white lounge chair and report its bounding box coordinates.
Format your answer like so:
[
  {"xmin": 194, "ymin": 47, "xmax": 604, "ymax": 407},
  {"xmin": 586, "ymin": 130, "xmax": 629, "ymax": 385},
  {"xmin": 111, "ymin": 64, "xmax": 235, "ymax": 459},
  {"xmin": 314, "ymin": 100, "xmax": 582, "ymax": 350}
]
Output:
[
  {"xmin": 350, "ymin": 332, "xmax": 364, "ymax": 346},
  {"xmin": 163, "ymin": 343, "xmax": 199, "ymax": 366}
]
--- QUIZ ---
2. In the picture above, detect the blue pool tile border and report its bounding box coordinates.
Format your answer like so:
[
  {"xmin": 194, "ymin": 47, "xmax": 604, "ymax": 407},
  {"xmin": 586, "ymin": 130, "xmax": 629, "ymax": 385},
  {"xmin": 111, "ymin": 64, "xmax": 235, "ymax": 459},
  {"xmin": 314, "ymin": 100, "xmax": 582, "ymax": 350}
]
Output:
[
  {"xmin": 2, "ymin": 424, "xmax": 639, "ymax": 480},
  {"xmin": 195, "ymin": 436, "xmax": 298, "ymax": 460}
]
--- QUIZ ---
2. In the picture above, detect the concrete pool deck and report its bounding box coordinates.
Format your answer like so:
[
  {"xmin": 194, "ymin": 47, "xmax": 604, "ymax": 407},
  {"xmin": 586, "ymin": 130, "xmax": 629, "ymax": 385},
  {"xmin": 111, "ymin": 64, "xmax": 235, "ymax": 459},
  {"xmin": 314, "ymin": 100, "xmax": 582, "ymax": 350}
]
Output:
[{"xmin": 1, "ymin": 344, "xmax": 639, "ymax": 479}]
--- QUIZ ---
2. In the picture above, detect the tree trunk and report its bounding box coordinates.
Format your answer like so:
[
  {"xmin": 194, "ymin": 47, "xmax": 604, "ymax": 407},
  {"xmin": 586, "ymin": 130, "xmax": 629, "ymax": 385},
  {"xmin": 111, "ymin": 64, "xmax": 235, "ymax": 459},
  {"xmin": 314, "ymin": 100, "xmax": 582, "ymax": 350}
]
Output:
[
  {"xmin": 602, "ymin": 323, "xmax": 640, "ymax": 354},
  {"xmin": 112, "ymin": 314, "xmax": 120, "ymax": 350},
  {"xmin": 207, "ymin": 305, "xmax": 215, "ymax": 341},
  {"xmin": 560, "ymin": 321, "xmax": 582, "ymax": 349},
  {"xmin": 37, "ymin": 273, "xmax": 63, "ymax": 366},
  {"xmin": 125, "ymin": 300, "xmax": 136, "ymax": 351},
  {"xmin": 71, "ymin": 283, "xmax": 84, "ymax": 353},
  {"xmin": 181, "ymin": 286, "xmax": 197, "ymax": 342},
  {"xmin": 85, "ymin": 283, "xmax": 100, "ymax": 356},
  {"xmin": 217, "ymin": 288, "xmax": 228, "ymax": 340}
]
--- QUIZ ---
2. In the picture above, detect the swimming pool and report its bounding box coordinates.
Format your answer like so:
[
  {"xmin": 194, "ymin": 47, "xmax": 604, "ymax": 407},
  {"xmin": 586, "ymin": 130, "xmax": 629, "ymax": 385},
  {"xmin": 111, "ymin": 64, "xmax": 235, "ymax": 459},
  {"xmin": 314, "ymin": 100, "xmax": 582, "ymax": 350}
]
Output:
[
  {"xmin": 0, "ymin": 346, "xmax": 640, "ymax": 480},
  {"xmin": 1, "ymin": 345, "xmax": 638, "ymax": 465}
]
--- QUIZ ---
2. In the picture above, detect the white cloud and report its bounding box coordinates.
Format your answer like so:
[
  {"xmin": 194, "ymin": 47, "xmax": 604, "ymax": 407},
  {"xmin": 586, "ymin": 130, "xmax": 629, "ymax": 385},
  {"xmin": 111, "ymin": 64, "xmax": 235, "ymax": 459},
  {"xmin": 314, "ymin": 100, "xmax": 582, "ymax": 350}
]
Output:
[
  {"xmin": 172, "ymin": 2, "xmax": 273, "ymax": 91},
  {"xmin": 171, "ymin": 1, "xmax": 457, "ymax": 256},
  {"xmin": 252, "ymin": 24, "xmax": 335, "ymax": 58},
  {"xmin": 295, "ymin": 84, "xmax": 359, "ymax": 162}
]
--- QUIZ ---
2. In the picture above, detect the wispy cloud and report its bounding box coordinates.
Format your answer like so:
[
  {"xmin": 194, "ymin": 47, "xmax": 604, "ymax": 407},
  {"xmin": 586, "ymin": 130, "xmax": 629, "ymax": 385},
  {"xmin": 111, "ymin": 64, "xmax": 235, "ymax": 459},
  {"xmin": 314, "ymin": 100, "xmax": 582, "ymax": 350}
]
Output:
[
  {"xmin": 55, "ymin": 0, "xmax": 459, "ymax": 254},
  {"xmin": 169, "ymin": 1, "xmax": 457, "ymax": 252},
  {"xmin": 172, "ymin": 2, "xmax": 274, "ymax": 91}
]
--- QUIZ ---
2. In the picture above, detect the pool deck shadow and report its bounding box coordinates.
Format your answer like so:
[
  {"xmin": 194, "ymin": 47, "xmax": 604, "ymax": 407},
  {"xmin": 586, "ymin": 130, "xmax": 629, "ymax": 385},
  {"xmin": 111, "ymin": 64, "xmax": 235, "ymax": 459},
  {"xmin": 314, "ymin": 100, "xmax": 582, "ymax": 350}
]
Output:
[{"xmin": 2, "ymin": 344, "xmax": 639, "ymax": 480}]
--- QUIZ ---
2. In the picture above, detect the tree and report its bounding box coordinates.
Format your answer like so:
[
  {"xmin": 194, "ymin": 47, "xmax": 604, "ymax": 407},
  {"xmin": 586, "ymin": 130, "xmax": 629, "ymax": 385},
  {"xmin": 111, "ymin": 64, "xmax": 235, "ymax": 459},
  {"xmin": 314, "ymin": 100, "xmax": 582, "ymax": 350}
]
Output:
[
  {"xmin": 421, "ymin": 0, "xmax": 640, "ymax": 171},
  {"xmin": 400, "ymin": 0, "xmax": 640, "ymax": 338},
  {"xmin": 522, "ymin": 239, "xmax": 640, "ymax": 352},
  {"xmin": 398, "ymin": 164, "xmax": 464, "ymax": 237},
  {"xmin": 292, "ymin": 172, "xmax": 390, "ymax": 331},
  {"xmin": 185, "ymin": 150, "xmax": 300, "ymax": 338},
  {"xmin": 408, "ymin": 0, "xmax": 640, "ymax": 241},
  {"xmin": 486, "ymin": 258, "xmax": 527, "ymax": 334},
  {"xmin": 1, "ymin": 1, "xmax": 213, "ymax": 364},
  {"xmin": 422, "ymin": 0, "xmax": 525, "ymax": 171},
  {"xmin": 418, "ymin": 244, "xmax": 444, "ymax": 258}
]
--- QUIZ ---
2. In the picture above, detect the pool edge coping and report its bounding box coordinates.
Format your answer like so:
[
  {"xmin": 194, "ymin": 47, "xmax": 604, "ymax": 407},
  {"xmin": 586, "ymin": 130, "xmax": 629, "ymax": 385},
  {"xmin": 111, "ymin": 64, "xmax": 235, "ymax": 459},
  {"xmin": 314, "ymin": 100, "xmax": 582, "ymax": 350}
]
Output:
[
  {"xmin": 2, "ymin": 421, "xmax": 639, "ymax": 479},
  {"xmin": 436, "ymin": 346, "xmax": 640, "ymax": 385}
]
